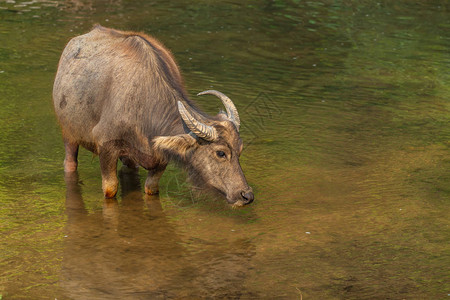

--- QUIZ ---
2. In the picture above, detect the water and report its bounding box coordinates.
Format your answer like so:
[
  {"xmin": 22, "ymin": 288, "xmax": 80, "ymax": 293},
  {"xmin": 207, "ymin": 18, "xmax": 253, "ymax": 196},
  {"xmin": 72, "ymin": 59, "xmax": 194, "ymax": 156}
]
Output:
[{"xmin": 1, "ymin": 0, "xmax": 449, "ymax": 298}]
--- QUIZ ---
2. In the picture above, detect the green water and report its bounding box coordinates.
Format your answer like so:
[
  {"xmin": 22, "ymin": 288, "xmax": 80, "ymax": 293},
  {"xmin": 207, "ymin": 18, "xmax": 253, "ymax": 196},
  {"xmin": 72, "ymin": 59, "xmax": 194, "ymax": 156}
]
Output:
[{"xmin": 1, "ymin": 0, "xmax": 449, "ymax": 299}]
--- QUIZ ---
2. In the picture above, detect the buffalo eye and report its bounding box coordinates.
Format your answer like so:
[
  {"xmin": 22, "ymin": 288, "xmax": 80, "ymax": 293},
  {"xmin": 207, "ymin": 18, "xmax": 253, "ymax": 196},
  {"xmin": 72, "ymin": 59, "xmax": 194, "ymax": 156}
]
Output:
[{"xmin": 216, "ymin": 151, "xmax": 226, "ymax": 159}]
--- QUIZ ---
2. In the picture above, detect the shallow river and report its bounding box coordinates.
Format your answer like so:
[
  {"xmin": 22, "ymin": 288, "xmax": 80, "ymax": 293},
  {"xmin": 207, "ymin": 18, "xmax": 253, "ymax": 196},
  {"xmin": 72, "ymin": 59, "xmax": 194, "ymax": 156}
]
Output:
[{"xmin": 0, "ymin": 0, "xmax": 449, "ymax": 299}]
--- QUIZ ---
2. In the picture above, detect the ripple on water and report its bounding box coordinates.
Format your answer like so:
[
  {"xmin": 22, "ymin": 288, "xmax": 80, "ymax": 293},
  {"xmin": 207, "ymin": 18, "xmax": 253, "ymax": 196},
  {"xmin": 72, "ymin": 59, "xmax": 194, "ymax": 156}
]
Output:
[{"xmin": 0, "ymin": 1, "xmax": 449, "ymax": 299}]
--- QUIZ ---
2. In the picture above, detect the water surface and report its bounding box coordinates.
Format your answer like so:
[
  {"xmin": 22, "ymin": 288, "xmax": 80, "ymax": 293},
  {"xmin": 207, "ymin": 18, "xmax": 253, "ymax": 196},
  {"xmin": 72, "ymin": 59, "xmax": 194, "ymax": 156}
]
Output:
[{"xmin": 0, "ymin": 0, "xmax": 449, "ymax": 298}]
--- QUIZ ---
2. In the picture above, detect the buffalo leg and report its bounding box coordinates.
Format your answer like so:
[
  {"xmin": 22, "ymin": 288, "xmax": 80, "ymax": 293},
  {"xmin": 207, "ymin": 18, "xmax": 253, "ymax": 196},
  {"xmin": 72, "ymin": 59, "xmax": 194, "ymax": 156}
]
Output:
[
  {"xmin": 99, "ymin": 148, "xmax": 119, "ymax": 198},
  {"xmin": 145, "ymin": 164, "xmax": 167, "ymax": 195},
  {"xmin": 64, "ymin": 139, "xmax": 79, "ymax": 172}
]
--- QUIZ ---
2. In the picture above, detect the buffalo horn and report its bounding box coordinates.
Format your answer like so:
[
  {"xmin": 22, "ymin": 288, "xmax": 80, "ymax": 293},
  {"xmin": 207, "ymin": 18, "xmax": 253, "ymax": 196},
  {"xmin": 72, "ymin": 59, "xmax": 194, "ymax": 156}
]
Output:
[
  {"xmin": 197, "ymin": 90, "xmax": 240, "ymax": 131},
  {"xmin": 177, "ymin": 101, "xmax": 218, "ymax": 142}
]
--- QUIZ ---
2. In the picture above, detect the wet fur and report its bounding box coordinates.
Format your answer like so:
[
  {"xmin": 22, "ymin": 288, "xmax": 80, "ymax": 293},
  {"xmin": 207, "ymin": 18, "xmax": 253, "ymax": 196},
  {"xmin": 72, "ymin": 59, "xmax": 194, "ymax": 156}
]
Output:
[
  {"xmin": 53, "ymin": 25, "xmax": 202, "ymax": 155},
  {"xmin": 53, "ymin": 25, "xmax": 251, "ymax": 203}
]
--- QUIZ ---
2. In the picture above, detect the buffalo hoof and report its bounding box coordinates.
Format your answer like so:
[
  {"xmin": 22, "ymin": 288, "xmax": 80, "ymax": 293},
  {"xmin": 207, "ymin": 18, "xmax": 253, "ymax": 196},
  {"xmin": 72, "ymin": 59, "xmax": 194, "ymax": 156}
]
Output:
[
  {"xmin": 102, "ymin": 179, "xmax": 118, "ymax": 198},
  {"xmin": 145, "ymin": 185, "xmax": 159, "ymax": 195},
  {"xmin": 104, "ymin": 190, "xmax": 117, "ymax": 198}
]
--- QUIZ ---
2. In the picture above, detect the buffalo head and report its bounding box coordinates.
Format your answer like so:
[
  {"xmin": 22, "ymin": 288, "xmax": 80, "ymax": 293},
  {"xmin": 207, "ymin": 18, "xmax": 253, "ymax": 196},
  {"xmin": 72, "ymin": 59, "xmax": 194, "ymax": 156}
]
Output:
[{"xmin": 154, "ymin": 90, "xmax": 254, "ymax": 206}]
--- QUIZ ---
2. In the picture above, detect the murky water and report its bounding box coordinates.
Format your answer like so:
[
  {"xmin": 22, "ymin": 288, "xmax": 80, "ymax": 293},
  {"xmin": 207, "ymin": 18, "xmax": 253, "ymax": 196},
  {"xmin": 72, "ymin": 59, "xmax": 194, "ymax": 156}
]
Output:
[{"xmin": 1, "ymin": 0, "xmax": 449, "ymax": 299}]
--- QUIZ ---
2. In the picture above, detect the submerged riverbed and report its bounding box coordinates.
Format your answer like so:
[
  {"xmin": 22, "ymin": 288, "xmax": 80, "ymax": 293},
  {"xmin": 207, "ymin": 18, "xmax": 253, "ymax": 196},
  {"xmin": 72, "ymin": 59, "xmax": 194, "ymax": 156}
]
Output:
[{"xmin": 0, "ymin": 0, "xmax": 449, "ymax": 298}]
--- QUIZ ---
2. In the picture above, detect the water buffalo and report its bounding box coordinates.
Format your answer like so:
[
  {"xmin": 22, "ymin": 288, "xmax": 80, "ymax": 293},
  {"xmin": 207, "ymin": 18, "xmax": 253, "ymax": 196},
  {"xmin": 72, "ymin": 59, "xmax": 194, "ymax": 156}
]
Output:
[{"xmin": 53, "ymin": 25, "xmax": 253, "ymax": 206}]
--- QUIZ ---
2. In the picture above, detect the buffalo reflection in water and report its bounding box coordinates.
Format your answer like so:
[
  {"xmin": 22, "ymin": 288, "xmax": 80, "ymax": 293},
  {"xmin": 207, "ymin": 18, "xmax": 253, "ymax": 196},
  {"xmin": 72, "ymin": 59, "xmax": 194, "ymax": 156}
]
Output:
[{"xmin": 61, "ymin": 169, "xmax": 256, "ymax": 298}]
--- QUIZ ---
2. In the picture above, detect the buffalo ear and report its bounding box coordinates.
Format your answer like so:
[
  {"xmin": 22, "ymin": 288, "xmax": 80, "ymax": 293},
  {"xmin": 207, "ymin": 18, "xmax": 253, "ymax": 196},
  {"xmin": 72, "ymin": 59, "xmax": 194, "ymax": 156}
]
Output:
[{"xmin": 153, "ymin": 134, "xmax": 198, "ymax": 157}]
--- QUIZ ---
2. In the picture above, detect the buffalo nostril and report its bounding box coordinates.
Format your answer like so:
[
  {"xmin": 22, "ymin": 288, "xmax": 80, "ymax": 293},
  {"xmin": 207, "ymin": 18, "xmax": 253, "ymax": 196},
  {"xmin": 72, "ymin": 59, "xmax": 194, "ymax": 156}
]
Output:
[{"xmin": 240, "ymin": 191, "xmax": 254, "ymax": 204}]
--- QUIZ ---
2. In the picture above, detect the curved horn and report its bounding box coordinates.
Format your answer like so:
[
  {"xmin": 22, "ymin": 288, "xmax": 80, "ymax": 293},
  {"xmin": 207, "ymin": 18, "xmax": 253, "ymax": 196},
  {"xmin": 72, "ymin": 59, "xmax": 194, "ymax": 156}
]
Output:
[
  {"xmin": 177, "ymin": 101, "xmax": 218, "ymax": 142},
  {"xmin": 197, "ymin": 90, "xmax": 240, "ymax": 131}
]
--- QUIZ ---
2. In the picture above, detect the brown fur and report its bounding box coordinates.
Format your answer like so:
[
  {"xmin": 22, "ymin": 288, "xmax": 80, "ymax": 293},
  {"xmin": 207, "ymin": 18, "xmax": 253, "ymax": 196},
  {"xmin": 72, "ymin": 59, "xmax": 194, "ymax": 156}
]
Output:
[
  {"xmin": 53, "ymin": 26, "xmax": 253, "ymax": 204},
  {"xmin": 153, "ymin": 134, "xmax": 198, "ymax": 159}
]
